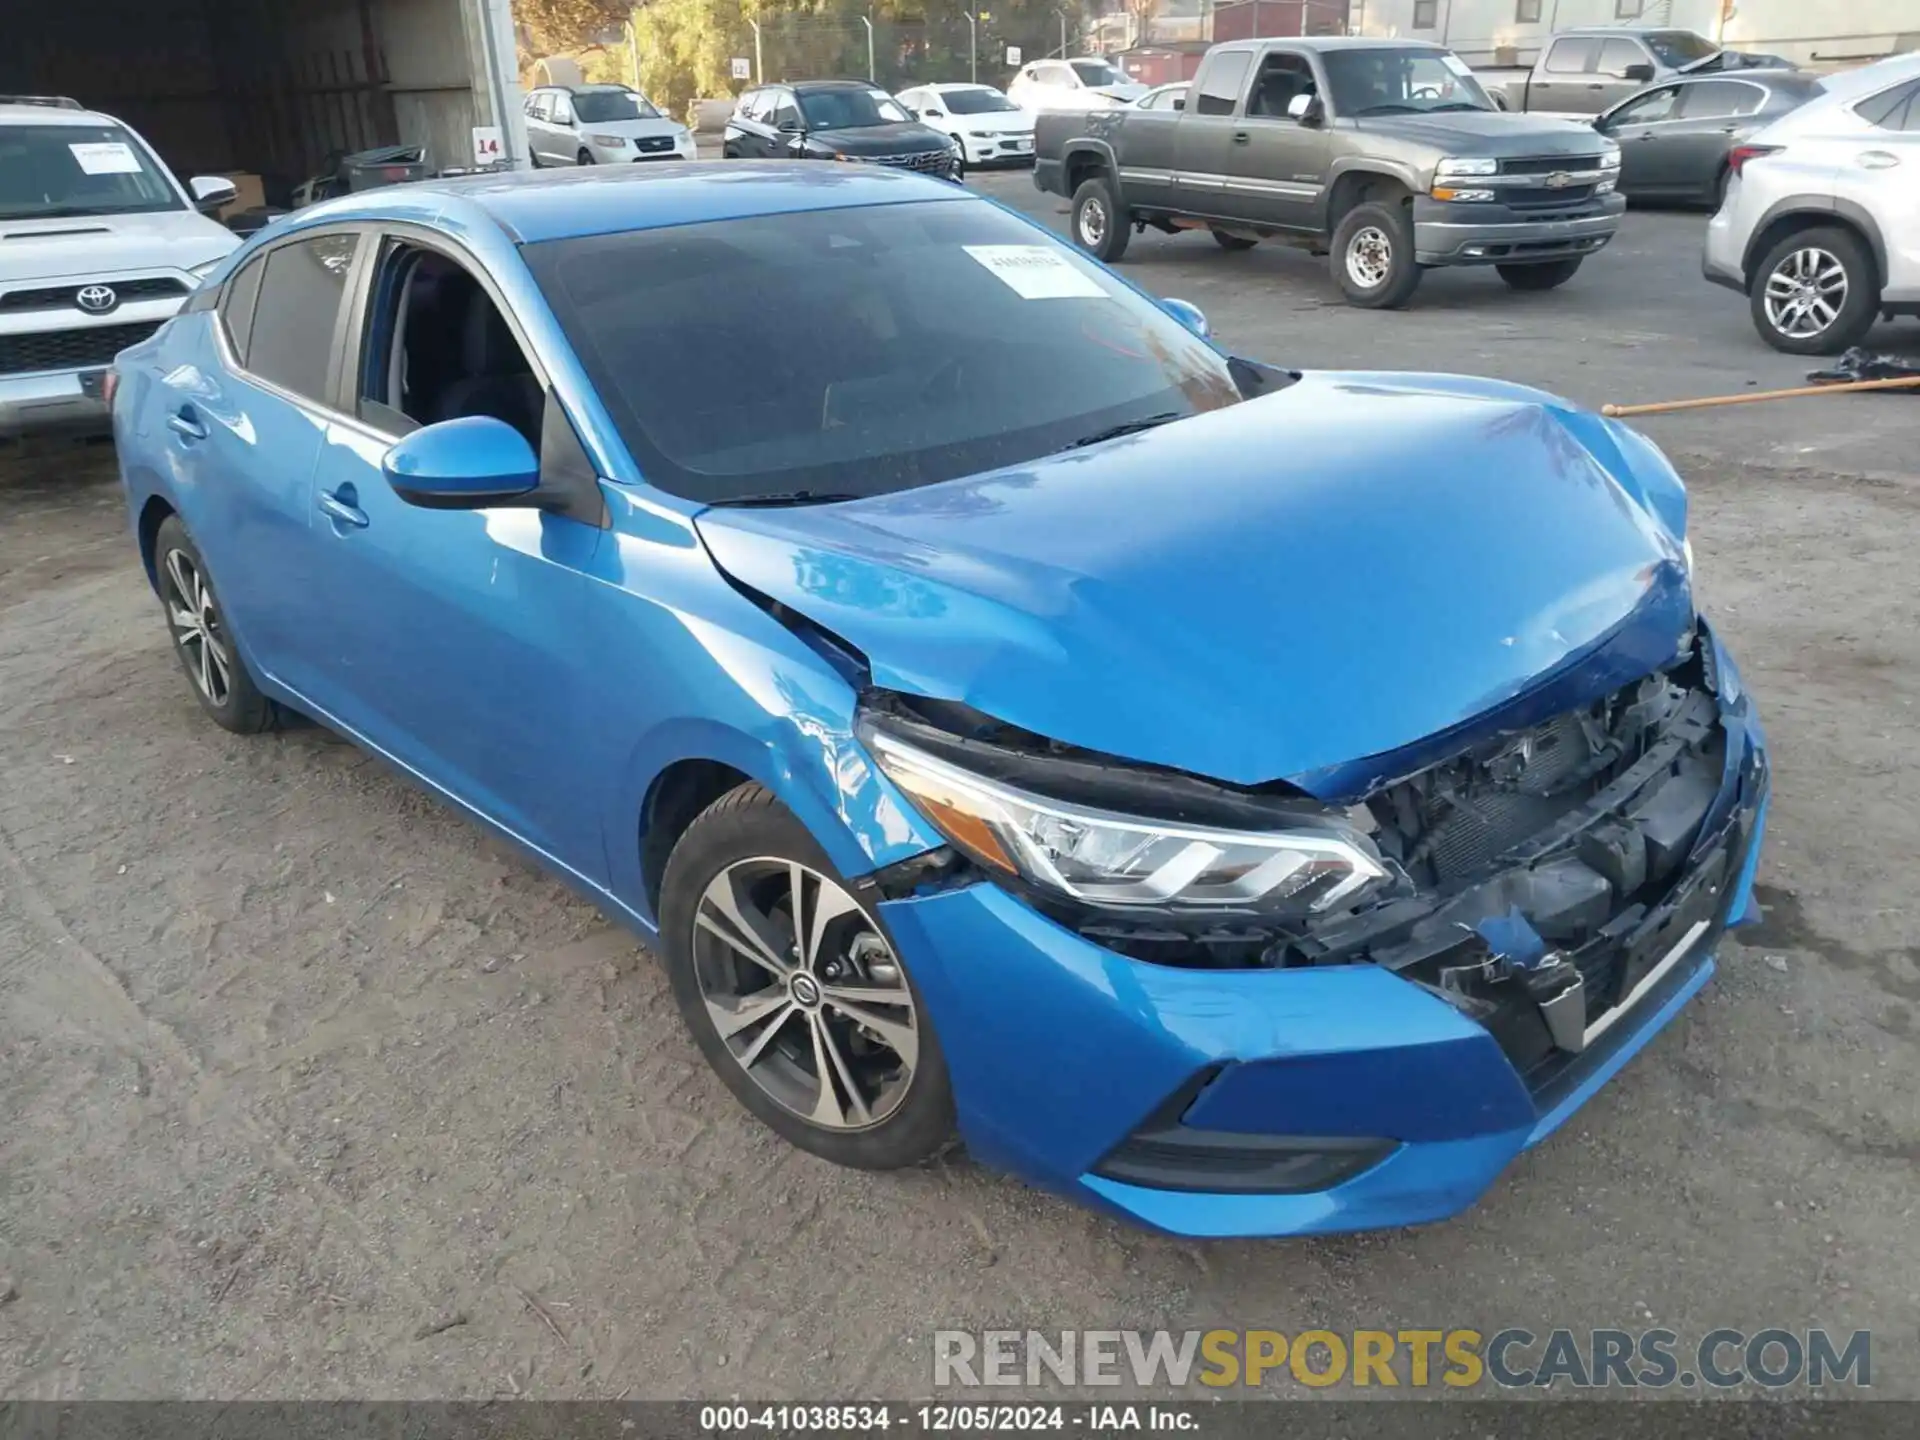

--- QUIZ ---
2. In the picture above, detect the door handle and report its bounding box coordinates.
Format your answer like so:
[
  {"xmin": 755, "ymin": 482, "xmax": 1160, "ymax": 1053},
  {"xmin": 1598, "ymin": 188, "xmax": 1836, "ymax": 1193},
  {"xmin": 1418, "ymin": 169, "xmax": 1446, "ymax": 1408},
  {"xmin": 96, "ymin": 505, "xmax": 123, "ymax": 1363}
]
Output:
[
  {"xmin": 1587, "ymin": 83, "xmax": 1605, "ymax": 90},
  {"xmin": 167, "ymin": 408, "xmax": 207, "ymax": 441},
  {"xmin": 1858, "ymin": 150, "xmax": 1900, "ymax": 169},
  {"xmin": 318, "ymin": 488, "xmax": 369, "ymax": 529},
  {"xmin": 1232, "ymin": 130, "xmax": 1250, "ymax": 144}
]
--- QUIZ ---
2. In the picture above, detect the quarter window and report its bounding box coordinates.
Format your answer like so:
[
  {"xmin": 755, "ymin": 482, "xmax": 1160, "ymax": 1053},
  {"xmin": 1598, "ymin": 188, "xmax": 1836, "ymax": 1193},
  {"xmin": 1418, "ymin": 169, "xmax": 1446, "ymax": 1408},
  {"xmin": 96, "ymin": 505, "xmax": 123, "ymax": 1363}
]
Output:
[
  {"xmin": 217, "ymin": 254, "xmax": 266, "ymax": 364},
  {"xmin": 1855, "ymin": 79, "xmax": 1920, "ymax": 132},
  {"xmin": 244, "ymin": 233, "xmax": 359, "ymax": 405},
  {"xmin": 1194, "ymin": 53, "xmax": 1253, "ymax": 116}
]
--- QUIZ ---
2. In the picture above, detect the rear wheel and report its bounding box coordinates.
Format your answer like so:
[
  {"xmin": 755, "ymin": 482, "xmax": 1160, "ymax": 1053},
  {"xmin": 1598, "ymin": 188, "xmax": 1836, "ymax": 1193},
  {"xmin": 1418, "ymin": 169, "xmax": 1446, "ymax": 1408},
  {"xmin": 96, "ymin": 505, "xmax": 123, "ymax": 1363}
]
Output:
[
  {"xmin": 1750, "ymin": 226, "xmax": 1878, "ymax": 355},
  {"xmin": 660, "ymin": 784, "xmax": 957, "ymax": 1170},
  {"xmin": 1331, "ymin": 201, "xmax": 1421, "ymax": 309},
  {"xmin": 1070, "ymin": 174, "xmax": 1131, "ymax": 263},
  {"xmin": 1212, "ymin": 229, "xmax": 1258, "ymax": 252},
  {"xmin": 1497, "ymin": 258, "xmax": 1584, "ymax": 291},
  {"xmin": 153, "ymin": 516, "xmax": 275, "ymax": 735}
]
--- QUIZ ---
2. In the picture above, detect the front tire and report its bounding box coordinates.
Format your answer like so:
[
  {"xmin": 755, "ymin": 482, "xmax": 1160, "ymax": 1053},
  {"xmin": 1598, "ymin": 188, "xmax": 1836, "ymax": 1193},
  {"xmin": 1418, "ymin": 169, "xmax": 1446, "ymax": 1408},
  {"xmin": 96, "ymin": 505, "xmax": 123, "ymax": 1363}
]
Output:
[
  {"xmin": 153, "ymin": 516, "xmax": 275, "ymax": 735},
  {"xmin": 659, "ymin": 784, "xmax": 957, "ymax": 1171},
  {"xmin": 1070, "ymin": 174, "xmax": 1131, "ymax": 263},
  {"xmin": 576, "ymin": 148, "xmax": 594, "ymax": 166},
  {"xmin": 1750, "ymin": 226, "xmax": 1878, "ymax": 355},
  {"xmin": 1331, "ymin": 201, "xmax": 1421, "ymax": 308},
  {"xmin": 1497, "ymin": 258, "xmax": 1584, "ymax": 291}
]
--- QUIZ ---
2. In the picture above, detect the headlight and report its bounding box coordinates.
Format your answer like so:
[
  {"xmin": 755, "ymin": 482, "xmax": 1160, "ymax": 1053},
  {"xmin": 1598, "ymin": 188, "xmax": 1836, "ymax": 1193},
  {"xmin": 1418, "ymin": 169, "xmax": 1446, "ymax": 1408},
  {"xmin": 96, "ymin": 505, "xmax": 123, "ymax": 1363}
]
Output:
[
  {"xmin": 866, "ymin": 731, "xmax": 1388, "ymax": 912},
  {"xmin": 1598, "ymin": 144, "xmax": 1622, "ymax": 168},
  {"xmin": 591, "ymin": 134, "xmax": 629, "ymax": 147},
  {"xmin": 1435, "ymin": 156, "xmax": 1498, "ymax": 177},
  {"xmin": 1683, "ymin": 536, "xmax": 1695, "ymax": 578}
]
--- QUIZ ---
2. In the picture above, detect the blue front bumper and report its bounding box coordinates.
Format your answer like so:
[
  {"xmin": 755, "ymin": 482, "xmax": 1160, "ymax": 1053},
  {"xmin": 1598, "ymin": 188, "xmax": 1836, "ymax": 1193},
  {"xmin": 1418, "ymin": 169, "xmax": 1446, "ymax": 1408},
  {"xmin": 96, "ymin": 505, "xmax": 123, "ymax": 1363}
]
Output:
[{"xmin": 878, "ymin": 699, "xmax": 1768, "ymax": 1240}]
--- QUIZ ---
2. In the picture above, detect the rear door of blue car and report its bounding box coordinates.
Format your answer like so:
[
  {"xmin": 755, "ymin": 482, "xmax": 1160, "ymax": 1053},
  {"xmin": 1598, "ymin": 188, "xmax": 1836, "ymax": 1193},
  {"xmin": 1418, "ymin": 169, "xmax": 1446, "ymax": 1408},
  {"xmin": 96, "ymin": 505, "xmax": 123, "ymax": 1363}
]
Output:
[{"xmin": 151, "ymin": 227, "xmax": 362, "ymax": 694}]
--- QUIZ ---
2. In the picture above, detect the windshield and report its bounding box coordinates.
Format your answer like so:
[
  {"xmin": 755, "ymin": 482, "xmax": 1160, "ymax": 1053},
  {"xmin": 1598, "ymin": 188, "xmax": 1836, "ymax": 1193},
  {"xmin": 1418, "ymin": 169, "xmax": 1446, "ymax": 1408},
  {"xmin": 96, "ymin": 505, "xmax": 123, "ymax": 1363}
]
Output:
[
  {"xmin": 1644, "ymin": 31, "xmax": 1720, "ymax": 67},
  {"xmin": 0, "ymin": 123, "xmax": 183, "ymax": 221},
  {"xmin": 798, "ymin": 88, "xmax": 911, "ymax": 129},
  {"xmin": 573, "ymin": 89, "xmax": 661, "ymax": 122},
  {"xmin": 526, "ymin": 199, "xmax": 1242, "ymax": 505},
  {"xmin": 1323, "ymin": 48, "xmax": 1496, "ymax": 115},
  {"xmin": 942, "ymin": 87, "xmax": 1021, "ymax": 115},
  {"xmin": 1071, "ymin": 60, "xmax": 1127, "ymax": 87}
]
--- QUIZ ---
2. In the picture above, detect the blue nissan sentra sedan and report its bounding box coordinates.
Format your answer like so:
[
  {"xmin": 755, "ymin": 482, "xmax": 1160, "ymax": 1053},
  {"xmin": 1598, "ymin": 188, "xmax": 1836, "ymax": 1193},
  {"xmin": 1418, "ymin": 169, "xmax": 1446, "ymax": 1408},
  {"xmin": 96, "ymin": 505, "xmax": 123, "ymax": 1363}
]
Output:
[{"xmin": 110, "ymin": 163, "xmax": 1767, "ymax": 1238}]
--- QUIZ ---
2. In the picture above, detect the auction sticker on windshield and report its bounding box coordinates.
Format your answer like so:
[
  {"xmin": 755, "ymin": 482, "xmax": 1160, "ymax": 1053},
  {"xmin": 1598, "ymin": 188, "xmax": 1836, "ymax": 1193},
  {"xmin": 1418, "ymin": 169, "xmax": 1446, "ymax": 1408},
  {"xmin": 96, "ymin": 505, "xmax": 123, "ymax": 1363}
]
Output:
[
  {"xmin": 964, "ymin": 245, "xmax": 1107, "ymax": 300},
  {"xmin": 69, "ymin": 142, "xmax": 143, "ymax": 175}
]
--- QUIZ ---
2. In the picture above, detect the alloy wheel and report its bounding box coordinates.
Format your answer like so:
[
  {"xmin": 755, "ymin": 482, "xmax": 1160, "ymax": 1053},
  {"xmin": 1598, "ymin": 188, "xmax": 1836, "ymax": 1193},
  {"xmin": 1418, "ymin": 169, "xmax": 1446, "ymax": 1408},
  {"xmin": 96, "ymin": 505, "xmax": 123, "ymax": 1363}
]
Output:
[
  {"xmin": 162, "ymin": 547, "xmax": 232, "ymax": 707},
  {"xmin": 1762, "ymin": 246, "xmax": 1848, "ymax": 340},
  {"xmin": 691, "ymin": 858, "xmax": 919, "ymax": 1132},
  {"xmin": 1345, "ymin": 226, "xmax": 1393, "ymax": 289}
]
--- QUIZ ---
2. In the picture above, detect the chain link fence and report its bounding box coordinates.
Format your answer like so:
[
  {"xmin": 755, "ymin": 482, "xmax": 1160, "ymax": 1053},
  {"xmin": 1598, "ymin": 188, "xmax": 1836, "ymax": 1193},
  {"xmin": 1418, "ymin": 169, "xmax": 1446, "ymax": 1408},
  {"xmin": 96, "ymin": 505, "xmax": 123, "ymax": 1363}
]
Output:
[{"xmin": 744, "ymin": 15, "xmax": 1072, "ymax": 92}]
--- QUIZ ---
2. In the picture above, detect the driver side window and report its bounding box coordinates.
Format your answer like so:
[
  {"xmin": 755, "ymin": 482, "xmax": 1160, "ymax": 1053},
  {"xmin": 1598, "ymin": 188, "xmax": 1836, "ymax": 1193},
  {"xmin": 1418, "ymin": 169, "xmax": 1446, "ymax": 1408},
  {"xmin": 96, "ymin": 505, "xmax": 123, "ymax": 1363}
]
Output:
[
  {"xmin": 357, "ymin": 240, "xmax": 544, "ymax": 449},
  {"xmin": 1246, "ymin": 54, "xmax": 1316, "ymax": 120},
  {"xmin": 551, "ymin": 94, "xmax": 575, "ymax": 125},
  {"xmin": 1610, "ymin": 84, "xmax": 1680, "ymax": 126}
]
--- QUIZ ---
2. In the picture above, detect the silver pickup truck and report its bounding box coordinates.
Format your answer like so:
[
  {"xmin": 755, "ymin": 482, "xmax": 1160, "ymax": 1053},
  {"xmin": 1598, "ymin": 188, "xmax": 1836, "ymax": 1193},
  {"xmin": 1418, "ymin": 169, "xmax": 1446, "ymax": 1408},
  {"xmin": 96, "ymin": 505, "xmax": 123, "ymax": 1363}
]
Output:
[
  {"xmin": 1034, "ymin": 36, "xmax": 1624, "ymax": 309},
  {"xmin": 1490, "ymin": 25, "xmax": 1795, "ymax": 117}
]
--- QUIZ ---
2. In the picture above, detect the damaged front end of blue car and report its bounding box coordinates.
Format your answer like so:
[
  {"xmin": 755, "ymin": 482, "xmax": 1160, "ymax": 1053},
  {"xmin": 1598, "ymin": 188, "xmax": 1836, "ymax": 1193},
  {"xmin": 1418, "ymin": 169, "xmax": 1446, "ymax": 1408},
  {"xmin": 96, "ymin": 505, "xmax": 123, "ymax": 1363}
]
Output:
[{"xmin": 696, "ymin": 372, "xmax": 1769, "ymax": 1238}]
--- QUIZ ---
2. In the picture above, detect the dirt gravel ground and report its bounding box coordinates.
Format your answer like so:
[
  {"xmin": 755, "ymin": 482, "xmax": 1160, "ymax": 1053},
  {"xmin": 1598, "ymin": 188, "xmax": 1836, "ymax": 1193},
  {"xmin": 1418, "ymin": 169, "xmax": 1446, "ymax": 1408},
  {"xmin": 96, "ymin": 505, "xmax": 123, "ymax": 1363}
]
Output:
[{"xmin": 2, "ymin": 199, "xmax": 1918, "ymax": 1402}]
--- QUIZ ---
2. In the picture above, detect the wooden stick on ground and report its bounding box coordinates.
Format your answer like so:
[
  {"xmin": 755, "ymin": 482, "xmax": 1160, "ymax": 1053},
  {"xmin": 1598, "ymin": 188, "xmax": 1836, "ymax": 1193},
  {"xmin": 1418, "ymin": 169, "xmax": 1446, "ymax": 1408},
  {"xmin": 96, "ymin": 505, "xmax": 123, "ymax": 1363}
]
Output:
[{"xmin": 1601, "ymin": 374, "xmax": 1920, "ymax": 417}]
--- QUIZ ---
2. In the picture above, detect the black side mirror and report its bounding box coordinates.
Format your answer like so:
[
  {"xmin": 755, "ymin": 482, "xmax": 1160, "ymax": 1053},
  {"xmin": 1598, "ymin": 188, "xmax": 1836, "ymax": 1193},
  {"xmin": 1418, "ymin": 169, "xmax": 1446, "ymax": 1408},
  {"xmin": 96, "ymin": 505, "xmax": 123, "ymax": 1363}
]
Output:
[
  {"xmin": 1172, "ymin": 96, "xmax": 1185, "ymax": 111},
  {"xmin": 1623, "ymin": 63, "xmax": 1656, "ymax": 83},
  {"xmin": 924, "ymin": 108, "xmax": 943, "ymax": 118}
]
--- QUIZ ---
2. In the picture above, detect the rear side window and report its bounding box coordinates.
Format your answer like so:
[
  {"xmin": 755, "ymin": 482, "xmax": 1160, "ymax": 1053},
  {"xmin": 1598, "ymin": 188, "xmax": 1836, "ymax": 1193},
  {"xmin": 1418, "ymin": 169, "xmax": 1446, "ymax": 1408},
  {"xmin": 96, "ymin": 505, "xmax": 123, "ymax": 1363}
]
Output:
[
  {"xmin": 1545, "ymin": 38, "xmax": 1598, "ymax": 74},
  {"xmin": 245, "ymin": 233, "xmax": 359, "ymax": 405},
  {"xmin": 1680, "ymin": 80, "xmax": 1763, "ymax": 119},
  {"xmin": 218, "ymin": 255, "xmax": 266, "ymax": 364},
  {"xmin": 1855, "ymin": 79, "xmax": 1920, "ymax": 132},
  {"xmin": 1194, "ymin": 53, "xmax": 1252, "ymax": 116}
]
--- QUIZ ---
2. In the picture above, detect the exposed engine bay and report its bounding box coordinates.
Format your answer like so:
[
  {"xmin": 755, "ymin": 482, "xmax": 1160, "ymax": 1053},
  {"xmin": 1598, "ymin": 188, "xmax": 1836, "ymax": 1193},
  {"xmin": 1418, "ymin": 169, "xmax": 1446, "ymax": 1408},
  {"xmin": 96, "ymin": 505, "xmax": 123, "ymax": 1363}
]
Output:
[{"xmin": 861, "ymin": 626, "xmax": 1764, "ymax": 1089}]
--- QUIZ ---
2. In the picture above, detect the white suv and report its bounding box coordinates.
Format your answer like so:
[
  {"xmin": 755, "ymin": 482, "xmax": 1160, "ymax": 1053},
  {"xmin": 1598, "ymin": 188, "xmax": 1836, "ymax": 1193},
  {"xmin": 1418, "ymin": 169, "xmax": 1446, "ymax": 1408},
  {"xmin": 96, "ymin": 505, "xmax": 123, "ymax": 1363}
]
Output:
[
  {"xmin": 1, "ymin": 97, "xmax": 239, "ymax": 435},
  {"xmin": 1704, "ymin": 53, "xmax": 1920, "ymax": 354}
]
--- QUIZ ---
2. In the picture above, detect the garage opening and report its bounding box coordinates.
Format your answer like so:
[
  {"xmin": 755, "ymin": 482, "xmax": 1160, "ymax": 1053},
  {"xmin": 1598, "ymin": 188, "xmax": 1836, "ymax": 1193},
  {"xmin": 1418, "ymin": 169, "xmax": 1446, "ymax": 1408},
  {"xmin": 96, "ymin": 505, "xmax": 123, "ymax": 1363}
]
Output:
[{"xmin": 2, "ymin": 0, "xmax": 519, "ymax": 216}]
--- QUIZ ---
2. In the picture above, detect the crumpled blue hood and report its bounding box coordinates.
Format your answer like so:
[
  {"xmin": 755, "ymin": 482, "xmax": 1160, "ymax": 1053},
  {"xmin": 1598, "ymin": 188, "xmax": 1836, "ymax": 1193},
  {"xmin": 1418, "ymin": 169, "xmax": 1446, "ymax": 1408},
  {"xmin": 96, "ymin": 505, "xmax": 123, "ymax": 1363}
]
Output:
[{"xmin": 694, "ymin": 372, "xmax": 1694, "ymax": 792}]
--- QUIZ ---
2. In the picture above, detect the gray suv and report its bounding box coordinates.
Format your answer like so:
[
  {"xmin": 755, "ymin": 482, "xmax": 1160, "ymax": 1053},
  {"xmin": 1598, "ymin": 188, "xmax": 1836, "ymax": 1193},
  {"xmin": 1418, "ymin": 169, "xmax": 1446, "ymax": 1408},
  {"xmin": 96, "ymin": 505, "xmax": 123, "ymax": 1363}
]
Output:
[{"xmin": 1034, "ymin": 37, "xmax": 1625, "ymax": 308}]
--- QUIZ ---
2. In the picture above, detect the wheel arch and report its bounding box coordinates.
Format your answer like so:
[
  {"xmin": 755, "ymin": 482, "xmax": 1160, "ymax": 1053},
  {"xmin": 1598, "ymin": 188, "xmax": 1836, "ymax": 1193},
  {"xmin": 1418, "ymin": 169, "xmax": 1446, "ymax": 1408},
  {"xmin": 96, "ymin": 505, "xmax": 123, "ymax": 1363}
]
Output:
[
  {"xmin": 1062, "ymin": 139, "xmax": 1119, "ymax": 198},
  {"xmin": 1741, "ymin": 198, "xmax": 1886, "ymax": 293},
  {"xmin": 136, "ymin": 493, "xmax": 177, "ymax": 593},
  {"xmin": 1323, "ymin": 164, "xmax": 1415, "ymax": 234}
]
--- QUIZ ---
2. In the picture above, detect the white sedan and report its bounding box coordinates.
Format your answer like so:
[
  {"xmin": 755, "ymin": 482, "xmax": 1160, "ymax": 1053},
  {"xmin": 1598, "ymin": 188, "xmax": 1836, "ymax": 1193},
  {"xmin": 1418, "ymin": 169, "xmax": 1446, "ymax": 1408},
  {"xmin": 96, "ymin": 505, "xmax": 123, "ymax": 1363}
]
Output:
[{"xmin": 896, "ymin": 84, "xmax": 1036, "ymax": 168}]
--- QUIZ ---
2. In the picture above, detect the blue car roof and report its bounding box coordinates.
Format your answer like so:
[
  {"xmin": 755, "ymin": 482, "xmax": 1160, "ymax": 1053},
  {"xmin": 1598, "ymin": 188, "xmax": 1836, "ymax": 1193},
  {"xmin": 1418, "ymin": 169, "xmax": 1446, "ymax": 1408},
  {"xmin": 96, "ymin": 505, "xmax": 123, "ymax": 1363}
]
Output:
[{"xmin": 300, "ymin": 162, "xmax": 972, "ymax": 245}]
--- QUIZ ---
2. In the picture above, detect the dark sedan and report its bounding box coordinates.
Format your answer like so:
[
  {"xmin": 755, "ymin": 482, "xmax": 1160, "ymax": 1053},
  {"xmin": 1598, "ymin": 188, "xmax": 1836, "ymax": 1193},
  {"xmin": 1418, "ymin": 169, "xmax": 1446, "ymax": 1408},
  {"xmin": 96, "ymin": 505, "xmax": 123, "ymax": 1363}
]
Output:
[
  {"xmin": 1594, "ymin": 71, "xmax": 1825, "ymax": 206},
  {"xmin": 723, "ymin": 79, "xmax": 959, "ymax": 179}
]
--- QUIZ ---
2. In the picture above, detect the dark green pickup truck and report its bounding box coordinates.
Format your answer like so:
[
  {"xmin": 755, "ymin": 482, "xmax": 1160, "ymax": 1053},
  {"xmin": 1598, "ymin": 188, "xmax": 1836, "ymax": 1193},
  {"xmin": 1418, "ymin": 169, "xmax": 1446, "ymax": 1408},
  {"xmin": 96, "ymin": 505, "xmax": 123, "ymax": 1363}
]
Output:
[{"xmin": 1034, "ymin": 35, "xmax": 1627, "ymax": 308}]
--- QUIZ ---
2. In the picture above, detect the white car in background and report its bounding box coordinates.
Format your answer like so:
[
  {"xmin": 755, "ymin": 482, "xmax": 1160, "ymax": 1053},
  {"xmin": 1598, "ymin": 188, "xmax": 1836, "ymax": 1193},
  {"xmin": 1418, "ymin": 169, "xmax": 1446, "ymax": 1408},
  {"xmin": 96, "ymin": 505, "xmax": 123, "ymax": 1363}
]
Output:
[
  {"xmin": 1704, "ymin": 51, "xmax": 1920, "ymax": 353},
  {"xmin": 523, "ymin": 84, "xmax": 696, "ymax": 167},
  {"xmin": 1006, "ymin": 57, "xmax": 1148, "ymax": 114},
  {"xmin": 0, "ymin": 95, "xmax": 237, "ymax": 436},
  {"xmin": 896, "ymin": 83, "xmax": 1035, "ymax": 167}
]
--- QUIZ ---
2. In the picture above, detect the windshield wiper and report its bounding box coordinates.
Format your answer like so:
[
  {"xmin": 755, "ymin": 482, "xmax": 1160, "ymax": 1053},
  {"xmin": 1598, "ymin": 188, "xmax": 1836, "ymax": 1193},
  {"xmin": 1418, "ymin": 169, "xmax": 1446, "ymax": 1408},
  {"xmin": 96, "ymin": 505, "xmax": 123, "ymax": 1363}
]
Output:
[
  {"xmin": 705, "ymin": 490, "xmax": 863, "ymax": 509},
  {"xmin": 1426, "ymin": 102, "xmax": 1491, "ymax": 112},
  {"xmin": 1354, "ymin": 103, "xmax": 1420, "ymax": 115},
  {"xmin": 1057, "ymin": 412, "xmax": 1184, "ymax": 452}
]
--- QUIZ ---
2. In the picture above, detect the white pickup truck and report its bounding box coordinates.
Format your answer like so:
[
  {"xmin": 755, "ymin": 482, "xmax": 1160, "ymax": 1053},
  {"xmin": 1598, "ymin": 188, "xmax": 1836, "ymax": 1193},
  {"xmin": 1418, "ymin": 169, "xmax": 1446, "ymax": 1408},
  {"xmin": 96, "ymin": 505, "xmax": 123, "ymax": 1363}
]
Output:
[{"xmin": 1, "ymin": 96, "xmax": 240, "ymax": 437}]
